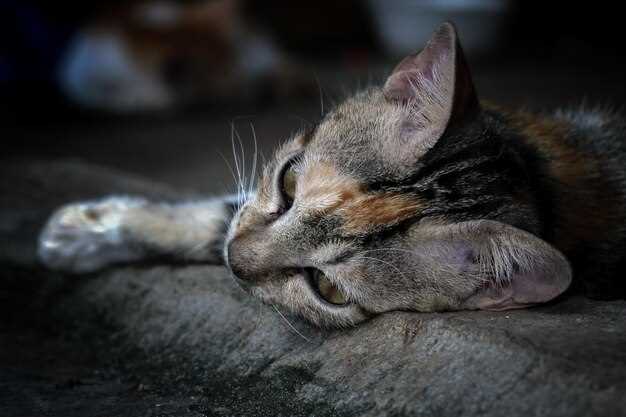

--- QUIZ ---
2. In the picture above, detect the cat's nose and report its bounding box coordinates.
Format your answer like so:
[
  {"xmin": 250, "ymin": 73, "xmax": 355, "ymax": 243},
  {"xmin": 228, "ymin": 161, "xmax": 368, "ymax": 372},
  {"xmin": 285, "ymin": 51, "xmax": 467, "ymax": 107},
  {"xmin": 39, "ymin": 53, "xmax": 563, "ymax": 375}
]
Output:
[{"xmin": 227, "ymin": 238, "xmax": 262, "ymax": 283}]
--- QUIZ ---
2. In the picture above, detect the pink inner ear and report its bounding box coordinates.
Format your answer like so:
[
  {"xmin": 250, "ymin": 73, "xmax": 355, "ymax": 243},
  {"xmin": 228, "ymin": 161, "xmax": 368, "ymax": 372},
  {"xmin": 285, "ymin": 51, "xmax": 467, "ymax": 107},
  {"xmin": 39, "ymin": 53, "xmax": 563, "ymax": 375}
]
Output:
[
  {"xmin": 383, "ymin": 22, "xmax": 456, "ymax": 104},
  {"xmin": 468, "ymin": 269, "xmax": 570, "ymax": 311},
  {"xmin": 433, "ymin": 220, "xmax": 572, "ymax": 313},
  {"xmin": 382, "ymin": 21, "xmax": 480, "ymax": 156}
]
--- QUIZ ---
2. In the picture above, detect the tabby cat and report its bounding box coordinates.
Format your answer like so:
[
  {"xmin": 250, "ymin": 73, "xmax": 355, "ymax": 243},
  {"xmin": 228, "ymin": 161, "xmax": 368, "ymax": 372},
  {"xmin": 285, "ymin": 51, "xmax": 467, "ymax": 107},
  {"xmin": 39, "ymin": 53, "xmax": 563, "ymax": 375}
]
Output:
[{"xmin": 39, "ymin": 23, "xmax": 626, "ymax": 327}]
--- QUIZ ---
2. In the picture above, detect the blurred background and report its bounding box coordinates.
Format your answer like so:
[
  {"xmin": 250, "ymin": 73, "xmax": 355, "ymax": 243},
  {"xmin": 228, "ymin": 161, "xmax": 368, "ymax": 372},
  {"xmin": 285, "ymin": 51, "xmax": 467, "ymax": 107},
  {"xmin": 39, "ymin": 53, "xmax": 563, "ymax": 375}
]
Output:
[{"xmin": 3, "ymin": 0, "xmax": 626, "ymax": 195}]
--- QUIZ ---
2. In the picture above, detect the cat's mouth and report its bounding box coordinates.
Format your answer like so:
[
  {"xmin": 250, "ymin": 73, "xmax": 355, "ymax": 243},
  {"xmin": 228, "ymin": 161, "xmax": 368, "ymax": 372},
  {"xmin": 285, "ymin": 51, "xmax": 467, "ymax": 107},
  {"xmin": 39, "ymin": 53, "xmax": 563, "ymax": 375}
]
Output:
[{"xmin": 305, "ymin": 268, "xmax": 349, "ymax": 306}]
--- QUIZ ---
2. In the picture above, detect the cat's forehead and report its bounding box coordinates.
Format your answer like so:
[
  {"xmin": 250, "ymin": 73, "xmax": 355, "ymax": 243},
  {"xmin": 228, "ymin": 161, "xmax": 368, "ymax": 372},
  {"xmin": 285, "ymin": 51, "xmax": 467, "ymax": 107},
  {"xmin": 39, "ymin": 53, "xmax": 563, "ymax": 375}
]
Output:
[
  {"xmin": 313, "ymin": 89, "xmax": 389, "ymax": 149},
  {"xmin": 272, "ymin": 88, "xmax": 419, "ymax": 183},
  {"xmin": 303, "ymin": 88, "xmax": 412, "ymax": 181}
]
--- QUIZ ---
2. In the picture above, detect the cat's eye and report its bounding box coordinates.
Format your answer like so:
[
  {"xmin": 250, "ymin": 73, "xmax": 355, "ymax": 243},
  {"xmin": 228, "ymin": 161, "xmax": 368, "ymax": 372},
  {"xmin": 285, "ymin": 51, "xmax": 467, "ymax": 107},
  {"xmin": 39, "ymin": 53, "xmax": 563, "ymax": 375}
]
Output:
[
  {"xmin": 312, "ymin": 269, "xmax": 347, "ymax": 305},
  {"xmin": 281, "ymin": 165, "xmax": 297, "ymax": 203}
]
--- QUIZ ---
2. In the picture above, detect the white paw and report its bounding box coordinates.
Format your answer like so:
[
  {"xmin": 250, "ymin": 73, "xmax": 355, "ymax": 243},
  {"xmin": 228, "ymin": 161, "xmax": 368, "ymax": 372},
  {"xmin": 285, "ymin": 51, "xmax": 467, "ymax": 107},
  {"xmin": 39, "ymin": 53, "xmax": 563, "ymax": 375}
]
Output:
[{"xmin": 38, "ymin": 197, "xmax": 146, "ymax": 273}]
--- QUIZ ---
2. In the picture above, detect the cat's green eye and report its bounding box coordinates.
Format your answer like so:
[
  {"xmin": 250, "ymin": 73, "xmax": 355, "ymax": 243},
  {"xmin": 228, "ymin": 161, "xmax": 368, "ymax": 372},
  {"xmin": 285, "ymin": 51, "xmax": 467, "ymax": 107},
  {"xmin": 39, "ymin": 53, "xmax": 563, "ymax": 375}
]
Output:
[
  {"xmin": 314, "ymin": 270, "xmax": 347, "ymax": 305},
  {"xmin": 281, "ymin": 166, "xmax": 297, "ymax": 202}
]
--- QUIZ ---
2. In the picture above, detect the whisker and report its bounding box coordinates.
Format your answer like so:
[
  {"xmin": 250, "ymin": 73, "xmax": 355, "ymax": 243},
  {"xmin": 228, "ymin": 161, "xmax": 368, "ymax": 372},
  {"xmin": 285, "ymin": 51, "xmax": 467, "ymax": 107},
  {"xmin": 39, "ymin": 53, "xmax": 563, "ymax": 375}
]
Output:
[
  {"xmin": 314, "ymin": 74, "xmax": 324, "ymax": 117},
  {"xmin": 248, "ymin": 122, "xmax": 259, "ymax": 196},
  {"xmin": 233, "ymin": 125, "xmax": 247, "ymax": 194},
  {"xmin": 272, "ymin": 305, "xmax": 311, "ymax": 343},
  {"xmin": 217, "ymin": 150, "xmax": 241, "ymax": 199},
  {"xmin": 230, "ymin": 123, "xmax": 244, "ymax": 210},
  {"xmin": 231, "ymin": 124, "xmax": 251, "ymax": 211}
]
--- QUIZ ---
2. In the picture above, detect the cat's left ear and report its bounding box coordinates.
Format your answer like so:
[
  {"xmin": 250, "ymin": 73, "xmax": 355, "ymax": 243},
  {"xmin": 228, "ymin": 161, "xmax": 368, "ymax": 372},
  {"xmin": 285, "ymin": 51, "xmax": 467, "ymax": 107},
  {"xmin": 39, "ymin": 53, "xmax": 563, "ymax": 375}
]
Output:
[
  {"xmin": 383, "ymin": 22, "xmax": 480, "ymax": 151},
  {"xmin": 420, "ymin": 220, "xmax": 572, "ymax": 311}
]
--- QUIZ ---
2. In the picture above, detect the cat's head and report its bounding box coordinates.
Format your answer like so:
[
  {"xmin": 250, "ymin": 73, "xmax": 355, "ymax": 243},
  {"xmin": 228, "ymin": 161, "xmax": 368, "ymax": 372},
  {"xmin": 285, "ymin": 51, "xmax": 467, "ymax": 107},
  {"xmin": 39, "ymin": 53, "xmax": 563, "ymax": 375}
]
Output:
[{"xmin": 225, "ymin": 22, "xmax": 572, "ymax": 327}]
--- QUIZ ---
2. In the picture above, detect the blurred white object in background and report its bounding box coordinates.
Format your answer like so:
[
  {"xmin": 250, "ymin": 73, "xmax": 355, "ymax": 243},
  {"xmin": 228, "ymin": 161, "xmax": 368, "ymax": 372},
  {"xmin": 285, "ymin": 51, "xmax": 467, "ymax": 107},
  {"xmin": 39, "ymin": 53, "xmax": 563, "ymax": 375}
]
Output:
[
  {"xmin": 58, "ymin": 30, "xmax": 174, "ymax": 112},
  {"xmin": 367, "ymin": 0, "xmax": 512, "ymax": 57}
]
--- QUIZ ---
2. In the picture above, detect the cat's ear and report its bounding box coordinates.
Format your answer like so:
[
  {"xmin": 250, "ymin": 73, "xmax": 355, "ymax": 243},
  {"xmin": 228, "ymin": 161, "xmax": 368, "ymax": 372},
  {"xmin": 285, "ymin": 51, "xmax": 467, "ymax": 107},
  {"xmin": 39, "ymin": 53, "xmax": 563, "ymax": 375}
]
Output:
[
  {"xmin": 383, "ymin": 22, "xmax": 479, "ymax": 150},
  {"xmin": 424, "ymin": 221, "xmax": 572, "ymax": 311}
]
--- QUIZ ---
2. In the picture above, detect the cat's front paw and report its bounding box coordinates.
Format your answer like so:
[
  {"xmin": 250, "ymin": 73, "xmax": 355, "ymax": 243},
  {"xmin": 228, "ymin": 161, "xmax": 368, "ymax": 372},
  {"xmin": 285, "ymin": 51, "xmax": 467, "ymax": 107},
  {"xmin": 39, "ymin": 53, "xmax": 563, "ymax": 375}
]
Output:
[{"xmin": 38, "ymin": 197, "xmax": 146, "ymax": 273}]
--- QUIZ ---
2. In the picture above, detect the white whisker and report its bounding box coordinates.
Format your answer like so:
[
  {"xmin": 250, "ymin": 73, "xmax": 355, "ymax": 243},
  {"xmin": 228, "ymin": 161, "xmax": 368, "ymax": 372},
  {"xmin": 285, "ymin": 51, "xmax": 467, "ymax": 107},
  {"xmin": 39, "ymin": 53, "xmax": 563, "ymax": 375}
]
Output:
[
  {"xmin": 230, "ymin": 123, "xmax": 244, "ymax": 210},
  {"xmin": 217, "ymin": 150, "xmax": 241, "ymax": 199},
  {"xmin": 272, "ymin": 305, "xmax": 311, "ymax": 343},
  {"xmin": 248, "ymin": 122, "xmax": 258, "ymax": 196},
  {"xmin": 233, "ymin": 125, "xmax": 247, "ymax": 194},
  {"xmin": 315, "ymin": 74, "xmax": 324, "ymax": 117}
]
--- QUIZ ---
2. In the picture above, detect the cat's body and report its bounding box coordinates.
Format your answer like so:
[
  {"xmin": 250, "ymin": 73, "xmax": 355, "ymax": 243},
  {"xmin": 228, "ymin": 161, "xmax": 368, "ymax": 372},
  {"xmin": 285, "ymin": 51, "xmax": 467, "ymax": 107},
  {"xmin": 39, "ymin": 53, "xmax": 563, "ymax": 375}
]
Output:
[
  {"xmin": 39, "ymin": 23, "xmax": 626, "ymax": 327},
  {"xmin": 498, "ymin": 106, "xmax": 626, "ymax": 298}
]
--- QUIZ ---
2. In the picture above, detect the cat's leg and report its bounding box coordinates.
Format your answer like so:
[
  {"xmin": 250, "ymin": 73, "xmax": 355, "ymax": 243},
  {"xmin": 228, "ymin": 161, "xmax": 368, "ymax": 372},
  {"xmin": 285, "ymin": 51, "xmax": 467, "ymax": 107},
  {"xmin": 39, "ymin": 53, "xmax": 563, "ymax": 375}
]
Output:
[{"xmin": 38, "ymin": 195, "xmax": 240, "ymax": 273}]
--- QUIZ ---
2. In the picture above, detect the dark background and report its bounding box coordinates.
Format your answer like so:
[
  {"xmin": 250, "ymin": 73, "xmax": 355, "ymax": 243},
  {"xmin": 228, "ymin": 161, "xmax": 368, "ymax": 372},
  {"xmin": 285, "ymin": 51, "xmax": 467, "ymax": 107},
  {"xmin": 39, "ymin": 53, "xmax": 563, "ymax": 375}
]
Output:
[{"xmin": 3, "ymin": 0, "xmax": 626, "ymax": 195}]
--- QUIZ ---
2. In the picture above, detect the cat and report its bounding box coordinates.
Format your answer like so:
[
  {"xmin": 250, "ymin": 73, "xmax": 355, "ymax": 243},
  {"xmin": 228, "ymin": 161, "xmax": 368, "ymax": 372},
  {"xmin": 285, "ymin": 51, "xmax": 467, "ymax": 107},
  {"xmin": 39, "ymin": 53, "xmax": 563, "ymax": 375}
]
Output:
[{"xmin": 39, "ymin": 22, "xmax": 626, "ymax": 327}]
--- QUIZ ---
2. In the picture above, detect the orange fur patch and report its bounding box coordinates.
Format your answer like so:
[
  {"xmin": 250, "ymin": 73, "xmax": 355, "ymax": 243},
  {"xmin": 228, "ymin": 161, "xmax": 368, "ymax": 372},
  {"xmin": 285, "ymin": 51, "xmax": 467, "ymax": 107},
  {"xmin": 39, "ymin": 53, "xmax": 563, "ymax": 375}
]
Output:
[
  {"xmin": 298, "ymin": 163, "xmax": 361, "ymax": 212},
  {"xmin": 340, "ymin": 193, "xmax": 424, "ymax": 234},
  {"xmin": 298, "ymin": 162, "xmax": 424, "ymax": 234}
]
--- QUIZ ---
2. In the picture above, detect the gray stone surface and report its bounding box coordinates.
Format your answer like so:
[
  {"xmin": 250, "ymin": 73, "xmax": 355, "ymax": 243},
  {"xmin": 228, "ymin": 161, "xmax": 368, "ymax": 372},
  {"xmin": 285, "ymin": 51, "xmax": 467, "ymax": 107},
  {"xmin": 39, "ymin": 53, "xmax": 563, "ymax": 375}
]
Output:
[{"xmin": 2, "ymin": 160, "xmax": 626, "ymax": 417}]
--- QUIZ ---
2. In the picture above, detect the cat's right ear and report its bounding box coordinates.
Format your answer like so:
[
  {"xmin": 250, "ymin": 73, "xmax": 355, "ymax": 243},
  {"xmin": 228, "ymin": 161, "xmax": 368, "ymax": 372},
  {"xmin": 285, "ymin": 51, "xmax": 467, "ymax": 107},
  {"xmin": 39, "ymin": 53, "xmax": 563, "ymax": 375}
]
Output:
[{"xmin": 383, "ymin": 22, "xmax": 480, "ymax": 152}]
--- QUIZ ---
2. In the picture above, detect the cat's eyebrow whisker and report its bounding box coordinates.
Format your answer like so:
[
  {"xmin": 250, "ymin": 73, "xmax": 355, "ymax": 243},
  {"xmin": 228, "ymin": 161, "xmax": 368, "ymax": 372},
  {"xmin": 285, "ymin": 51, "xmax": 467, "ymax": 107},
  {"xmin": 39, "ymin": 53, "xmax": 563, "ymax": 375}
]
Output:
[
  {"xmin": 260, "ymin": 149, "xmax": 267, "ymax": 168},
  {"xmin": 217, "ymin": 150, "xmax": 241, "ymax": 202},
  {"xmin": 314, "ymin": 74, "xmax": 324, "ymax": 117},
  {"xmin": 230, "ymin": 123, "xmax": 247, "ymax": 211},
  {"xmin": 272, "ymin": 305, "xmax": 312, "ymax": 343},
  {"xmin": 230, "ymin": 123, "xmax": 243, "ymax": 209},
  {"xmin": 234, "ymin": 127, "xmax": 247, "ymax": 193},
  {"xmin": 248, "ymin": 122, "xmax": 259, "ymax": 197}
]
